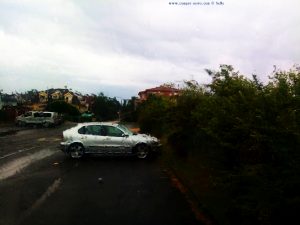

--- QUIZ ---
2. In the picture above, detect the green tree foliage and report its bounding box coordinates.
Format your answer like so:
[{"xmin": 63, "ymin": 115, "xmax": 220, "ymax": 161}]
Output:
[
  {"xmin": 46, "ymin": 100, "xmax": 80, "ymax": 116},
  {"xmin": 137, "ymin": 65, "xmax": 300, "ymax": 225},
  {"xmin": 167, "ymin": 80, "xmax": 208, "ymax": 155},
  {"xmin": 25, "ymin": 89, "xmax": 39, "ymax": 103},
  {"xmin": 140, "ymin": 65, "xmax": 300, "ymax": 164},
  {"xmin": 90, "ymin": 93, "xmax": 120, "ymax": 121},
  {"xmin": 0, "ymin": 110, "xmax": 7, "ymax": 121},
  {"xmin": 120, "ymin": 97, "xmax": 138, "ymax": 122},
  {"xmin": 138, "ymin": 94, "xmax": 176, "ymax": 137}
]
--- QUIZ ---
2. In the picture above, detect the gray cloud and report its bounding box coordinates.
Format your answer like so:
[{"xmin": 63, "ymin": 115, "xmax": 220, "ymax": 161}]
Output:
[{"xmin": 0, "ymin": 0, "xmax": 299, "ymax": 98}]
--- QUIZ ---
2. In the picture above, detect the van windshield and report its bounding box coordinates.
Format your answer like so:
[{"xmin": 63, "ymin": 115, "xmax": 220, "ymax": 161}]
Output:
[{"xmin": 24, "ymin": 112, "xmax": 32, "ymax": 117}]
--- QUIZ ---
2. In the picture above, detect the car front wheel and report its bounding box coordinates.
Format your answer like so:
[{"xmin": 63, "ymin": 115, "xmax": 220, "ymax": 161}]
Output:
[
  {"xmin": 135, "ymin": 144, "xmax": 149, "ymax": 159},
  {"xmin": 69, "ymin": 143, "xmax": 85, "ymax": 159}
]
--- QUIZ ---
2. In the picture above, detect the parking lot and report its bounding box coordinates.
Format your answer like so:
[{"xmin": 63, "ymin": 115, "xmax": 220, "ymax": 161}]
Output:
[{"xmin": 0, "ymin": 123, "xmax": 201, "ymax": 225}]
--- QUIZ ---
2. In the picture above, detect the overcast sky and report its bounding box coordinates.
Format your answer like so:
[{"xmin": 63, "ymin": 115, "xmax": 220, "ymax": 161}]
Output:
[{"xmin": 0, "ymin": 0, "xmax": 299, "ymax": 98}]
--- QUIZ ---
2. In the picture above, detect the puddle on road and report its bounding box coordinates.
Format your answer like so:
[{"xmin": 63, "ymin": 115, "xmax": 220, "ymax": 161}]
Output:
[{"xmin": 0, "ymin": 149, "xmax": 56, "ymax": 181}]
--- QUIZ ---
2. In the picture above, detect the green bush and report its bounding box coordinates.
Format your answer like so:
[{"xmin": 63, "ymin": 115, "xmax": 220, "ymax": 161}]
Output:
[
  {"xmin": 46, "ymin": 100, "xmax": 80, "ymax": 118},
  {"xmin": 137, "ymin": 65, "xmax": 300, "ymax": 225},
  {"xmin": 0, "ymin": 110, "xmax": 7, "ymax": 121},
  {"xmin": 90, "ymin": 93, "xmax": 120, "ymax": 121},
  {"xmin": 137, "ymin": 94, "xmax": 175, "ymax": 137},
  {"xmin": 139, "ymin": 65, "xmax": 299, "ymax": 165}
]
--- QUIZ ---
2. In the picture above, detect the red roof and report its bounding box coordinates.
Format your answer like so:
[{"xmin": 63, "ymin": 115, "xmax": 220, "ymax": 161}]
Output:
[{"xmin": 138, "ymin": 86, "xmax": 180, "ymax": 95}]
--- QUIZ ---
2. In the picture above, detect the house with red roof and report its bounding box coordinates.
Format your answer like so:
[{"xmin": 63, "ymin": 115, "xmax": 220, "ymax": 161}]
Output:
[{"xmin": 138, "ymin": 85, "xmax": 181, "ymax": 101}]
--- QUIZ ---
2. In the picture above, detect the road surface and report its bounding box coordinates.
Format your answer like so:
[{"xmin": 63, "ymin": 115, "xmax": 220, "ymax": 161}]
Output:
[{"xmin": 0, "ymin": 122, "xmax": 201, "ymax": 225}]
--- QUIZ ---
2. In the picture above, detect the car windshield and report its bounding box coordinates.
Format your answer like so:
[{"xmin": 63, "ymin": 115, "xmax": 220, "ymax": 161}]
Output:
[{"xmin": 117, "ymin": 124, "xmax": 133, "ymax": 136}]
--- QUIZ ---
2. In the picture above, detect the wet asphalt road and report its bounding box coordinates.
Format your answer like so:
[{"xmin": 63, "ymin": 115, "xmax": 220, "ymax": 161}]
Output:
[{"xmin": 0, "ymin": 123, "xmax": 201, "ymax": 225}]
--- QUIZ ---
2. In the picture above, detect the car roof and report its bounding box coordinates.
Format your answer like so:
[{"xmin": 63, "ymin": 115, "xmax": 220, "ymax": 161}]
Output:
[
  {"xmin": 29, "ymin": 111, "xmax": 56, "ymax": 113},
  {"xmin": 77, "ymin": 122, "xmax": 119, "ymax": 127}
]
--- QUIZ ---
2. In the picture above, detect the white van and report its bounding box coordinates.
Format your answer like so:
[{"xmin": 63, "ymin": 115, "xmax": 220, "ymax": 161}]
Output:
[{"xmin": 16, "ymin": 111, "xmax": 61, "ymax": 127}]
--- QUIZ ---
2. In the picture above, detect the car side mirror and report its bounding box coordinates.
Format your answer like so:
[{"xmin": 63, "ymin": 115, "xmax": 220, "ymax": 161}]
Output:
[{"xmin": 122, "ymin": 133, "xmax": 129, "ymax": 138}]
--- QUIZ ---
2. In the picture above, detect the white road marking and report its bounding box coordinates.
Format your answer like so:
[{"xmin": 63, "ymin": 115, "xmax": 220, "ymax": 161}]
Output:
[
  {"xmin": 0, "ymin": 147, "xmax": 36, "ymax": 160},
  {"xmin": 21, "ymin": 178, "xmax": 62, "ymax": 221},
  {"xmin": 0, "ymin": 149, "xmax": 56, "ymax": 180},
  {"xmin": 30, "ymin": 178, "xmax": 62, "ymax": 210}
]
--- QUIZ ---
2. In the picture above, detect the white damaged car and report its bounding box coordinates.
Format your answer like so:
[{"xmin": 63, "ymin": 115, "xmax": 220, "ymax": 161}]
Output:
[{"xmin": 60, "ymin": 122, "xmax": 161, "ymax": 159}]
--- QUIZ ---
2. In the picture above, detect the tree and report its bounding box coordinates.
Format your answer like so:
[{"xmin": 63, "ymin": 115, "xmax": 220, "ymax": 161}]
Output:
[
  {"xmin": 137, "ymin": 94, "xmax": 175, "ymax": 137},
  {"xmin": 136, "ymin": 65, "xmax": 300, "ymax": 225},
  {"xmin": 26, "ymin": 89, "xmax": 39, "ymax": 103},
  {"xmin": 120, "ymin": 96, "xmax": 138, "ymax": 122},
  {"xmin": 90, "ymin": 93, "xmax": 121, "ymax": 121},
  {"xmin": 46, "ymin": 100, "xmax": 80, "ymax": 116}
]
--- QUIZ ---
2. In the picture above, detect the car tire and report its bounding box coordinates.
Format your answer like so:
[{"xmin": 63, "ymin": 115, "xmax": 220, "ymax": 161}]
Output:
[
  {"xmin": 135, "ymin": 144, "xmax": 149, "ymax": 159},
  {"xmin": 68, "ymin": 143, "xmax": 85, "ymax": 159},
  {"xmin": 43, "ymin": 122, "xmax": 50, "ymax": 128},
  {"xmin": 17, "ymin": 121, "xmax": 26, "ymax": 127}
]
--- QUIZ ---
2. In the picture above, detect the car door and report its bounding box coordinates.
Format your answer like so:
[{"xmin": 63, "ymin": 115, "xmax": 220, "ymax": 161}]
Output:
[
  {"xmin": 81, "ymin": 125, "xmax": 107, "ymax": 154},
  {"xmin": 21, "ymin": 111, "xmax": 32, "ymax": 124},
  {"xmin": 31, "ymin": 112, "xmax": 41, "ymax": 124},
  {"xmin": 101, "ymin": 125, "xmax": 128, "ymax": 155}
]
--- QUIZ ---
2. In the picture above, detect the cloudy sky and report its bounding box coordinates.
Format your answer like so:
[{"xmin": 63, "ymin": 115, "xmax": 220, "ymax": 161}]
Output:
[{"xmin": 0, "ymin": 0, "xmax": 299, "ymax": 98}]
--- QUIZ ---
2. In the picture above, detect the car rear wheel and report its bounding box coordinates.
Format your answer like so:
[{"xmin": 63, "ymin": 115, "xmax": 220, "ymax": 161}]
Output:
[
  {"xmin": 69, "ymin": 143, "xmax": 85, "ymax": 159},
  {"xmin": 136, "ymin": 144, "xmax": 149, "ymax": 159}
]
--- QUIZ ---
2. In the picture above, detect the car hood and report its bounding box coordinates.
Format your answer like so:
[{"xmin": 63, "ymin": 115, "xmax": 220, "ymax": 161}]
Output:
[{"xmin": 129, "ymin": 133, "xmax": 159, "ymax": 143}]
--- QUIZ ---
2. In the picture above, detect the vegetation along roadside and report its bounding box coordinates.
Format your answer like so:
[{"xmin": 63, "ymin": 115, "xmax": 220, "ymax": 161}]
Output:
[{"xmin": 136, "ymin": 65, "xmax": 300, "ymax": 225}]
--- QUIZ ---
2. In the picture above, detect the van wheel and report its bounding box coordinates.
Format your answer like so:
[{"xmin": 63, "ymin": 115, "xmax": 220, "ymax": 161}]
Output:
[
  {"xmin": 68, "ymin": 144, "xmax": 85, "ymax": 159},
  {"xmin": 17, "ymin": 121, "xmax": 24, "ymax": 127},
  {"xmin": 43, "ymin": 122, "xmax": 50, "ymax": 128}
]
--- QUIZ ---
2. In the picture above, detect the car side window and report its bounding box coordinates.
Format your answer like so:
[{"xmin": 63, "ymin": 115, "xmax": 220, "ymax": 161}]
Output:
[
  {"xmin": 33, "ymin": 113, "xmax": 41, "ymax": 117},
  {"xmin": 104, "ymin": 126, "xmax": 124, "ymax": 137},
  {"xmin": 99, "ymin": 126, "xmax": 108, "ymax": 136},
  {"xmin": 78, "ymin": 126, "xmax": 86, "ymax": 134},
  {"xmin": 85, "ymin": 125, "xmax": 101, "ymax": 135},
  {"xmin": 43, "ymin": 113, "xmax": 52, "ymax": 118}
]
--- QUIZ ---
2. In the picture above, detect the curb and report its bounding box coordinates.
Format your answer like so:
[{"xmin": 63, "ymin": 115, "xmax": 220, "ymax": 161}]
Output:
[{"xmin": 166, "ymin": 166, "xmax": 217, "ymax": 225}]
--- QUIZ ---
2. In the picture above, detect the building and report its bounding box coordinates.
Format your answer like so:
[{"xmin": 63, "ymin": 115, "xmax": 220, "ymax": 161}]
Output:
[
  {"xmin": 64, "ymin": 92, "xmax": 74, "ymax": 104},
  {"xmin": 51, "ymin": 90, "xmax": 62, "ymax": 100},
  {"xmin": 39, "ymin": 91, "xmax": 48, "ymax": 103},
  {"xmin": 138, "ymin": 86, "xmax": 181, "ymax": 101}
]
